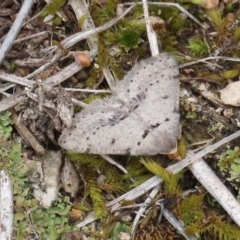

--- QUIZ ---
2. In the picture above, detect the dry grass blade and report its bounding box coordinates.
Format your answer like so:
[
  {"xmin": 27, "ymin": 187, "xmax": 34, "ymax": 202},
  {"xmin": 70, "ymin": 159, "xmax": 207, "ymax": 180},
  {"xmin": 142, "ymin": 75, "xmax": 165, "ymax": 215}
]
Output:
[
  {"xmin": 0, "ymin": 170, "xmax": 13, "ymax": 240},
  {"xmin": 180, "ymin": 56, "xmax": 240, "ymax": 68},
  {"xmin": 0, "ymin": 0, "xmax": 34, "ymax": 65},
  {"xmin": 124, "ymin": 1, "xmax": 205, "ymax": 29},
  {"xmin": 189, "ymin": 158, "xmax": 240, "ymax": 227},
  {"xmin": 142, "ymin": 0, "xmax": 159, "ymax": 56}
]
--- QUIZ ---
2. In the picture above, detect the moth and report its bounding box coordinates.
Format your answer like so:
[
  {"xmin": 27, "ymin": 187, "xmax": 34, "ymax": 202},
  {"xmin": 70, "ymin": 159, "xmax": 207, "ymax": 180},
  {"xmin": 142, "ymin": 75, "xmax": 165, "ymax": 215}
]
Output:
[{"xmin": 59, "ymin": 53, "xmax": 179, "ymax": 155}]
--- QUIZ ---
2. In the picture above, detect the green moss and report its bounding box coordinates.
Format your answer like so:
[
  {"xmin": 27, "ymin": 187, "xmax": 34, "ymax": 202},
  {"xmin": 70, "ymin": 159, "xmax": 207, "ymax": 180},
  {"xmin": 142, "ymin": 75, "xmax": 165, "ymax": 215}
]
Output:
[
  {"xmin": 207, "ymin": 9, "xmax": 225, "ymax": 33},
  {"xmin": 0, "ymin": 111, "xmax": 12, "ymax": 139},
  {"xmin": 141, "ymin": 158, "xmax": 182, "ymax": 196},
  {"xmin": 119, "ymin": 29, "xmax": 142, "ymax": 51},
  {"xmin": 187, "ymin": 38, "xmax": 209, "ymax": 57},
  {"xmin": 89, "ymin": 0, "xmax": 119, "ymax": 26},
  {"xmin": 41, "ymin": 0, "xmax": 67, "ymax": 18},
  {"xmin": 218, "ymin": 147, "xmax": 240, "ymax": 198},
  {"xmin": 233, "ymin": 27, "xmax": 240, "ymax": 42},
  {"xmin": 178, "ymin": 194, "xmax": 205, "ymax": 226},
  {"xmin": 222, "ymin": 68, "xmax": 240, "ymax": 80}
]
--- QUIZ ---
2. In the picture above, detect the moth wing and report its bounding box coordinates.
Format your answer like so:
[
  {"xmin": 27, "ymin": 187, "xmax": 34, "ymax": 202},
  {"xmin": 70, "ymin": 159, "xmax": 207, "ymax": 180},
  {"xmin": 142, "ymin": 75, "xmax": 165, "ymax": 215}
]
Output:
[{"xmin": 59, "ymin": 53, "xmax": 179, "ymax": 155}]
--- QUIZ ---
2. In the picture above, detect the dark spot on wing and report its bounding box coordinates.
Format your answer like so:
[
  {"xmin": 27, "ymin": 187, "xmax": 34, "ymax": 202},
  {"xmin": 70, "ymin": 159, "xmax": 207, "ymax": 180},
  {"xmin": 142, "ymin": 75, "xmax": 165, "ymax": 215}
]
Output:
[
  {"xmin": 132, "ymin": 104, "xmax": 139, "ymax": 110},
  {"xmin": 142, "ymin": 130, "xmax": 149, "ymax": 139},
  {"xmin": 111, "ymin": 138, "xmax": 115, "ymax": 144},
  {"xmin": 93, "ymin": 132, "xmax": 96, "ymax": 135},
  {"xmin": 86, "ymin": 137, "xmax": 89, "ymax": 140},
  {"xmin": 137, "ymin": 142, "xmax": 141, "ymax": 146},
  {"xmin": 165, "ymin": 118, "xmax": 170, "ymax": 122},
  {"xmin": 162, "ymin": 95, "xmax": 168, "ymax": 99},
  {"xmin": 136, "ymin": 93, "xmax": 146, "ymax": 101},
  {"xmin": 149, "ymin": 83, "xmax": 153, "ymax": 86},
  {"xmin": 127, "ymin": 89, "xmax": 130, "ymax": 93},
  {"xmin": 119, "ymin": 116, "xmax": 127, "ymax": 121},
  {"xmin": 151, "ymin": 123, "xmax": 160, "ymax": 128}
]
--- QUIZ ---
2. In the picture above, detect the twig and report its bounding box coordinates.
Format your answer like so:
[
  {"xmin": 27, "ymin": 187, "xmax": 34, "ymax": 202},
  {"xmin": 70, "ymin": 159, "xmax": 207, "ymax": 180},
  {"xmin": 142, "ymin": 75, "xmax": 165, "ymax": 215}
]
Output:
[
  {"xmin": 101, "ymin": 155, "xmax": 128, "ymax": 174},
  {"xmin": 162, "ymin": 209, "xmax": 196, "ymax": 240},
  {"xmin": 189, "ymin": 158, "xmax": 240, "ymax": 227},
  {"xmin": 0, "ymin": 91, "xmax": 27, "ymax": 112},
  {"xmin": 71, "ymin": 98, "xmax": 87, "ymax": 108},
  {"xmin": 0, "ymin": 84, "xmax": 15, "ymax": 94},
  {"xmin": 0, "ymin": 170, "xmax": 13, "ymax": 240},
  {"xmin": 13, "ymin": 31, "xmax": 49, "ymax": 44},
  {"xmin": 44, "ymin": 50, "xmax": 97, "ymax": 86},
  {"xmin": 10, "ymin": 109, "xmax": 45, "ymax": 155},
  {"xmin": 0, "ymin": 0, "xmax": 34, "ymax": 65},
  {"xmin": 62, "ymin": 4, "xmax": 135, "ymax": 49},
  {"xmin": 180, "ymin": 56, "xmax": 240, "ymax": 68},
  {"xmin": 131, "ymin": 185, "xmax": 161, "ymax": 236},
  {"xmin": 0, "ymin": 72, "xmax": 34, "ymax": 88},
  {"xmin": 124, "ymin": 2, "xmax": 205, "ymax": 29},
  {"xmin": 26, "ymin": 50, "xmax": 62, "ymax": 79},
  {"xmin": 142, "ymin": 0, "xmax": 159, "ymax": 56},
  {"xmin": 101, "ymin": 67, "xmax": 117, "ymax": 89},
  {"xmin": 69, "ymin": 0, "xmax": 98, "ymax": 51},
  {"xmin": 65, "ymin": 88, "xmax": 111, "ymax": 93},
  {"xmin": 42, "ymin": 3, "xmax": 135, "ymax": 57}
]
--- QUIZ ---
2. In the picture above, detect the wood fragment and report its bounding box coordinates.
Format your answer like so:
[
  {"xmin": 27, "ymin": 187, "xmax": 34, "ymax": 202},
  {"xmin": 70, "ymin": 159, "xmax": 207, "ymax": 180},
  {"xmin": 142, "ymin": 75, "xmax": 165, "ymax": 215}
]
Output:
[
  {"xmin": 10, "ymin": 109, "xmax": 45, "ymax": 155},
  {"xmin": 0, "ymin": 90, "xmax": 26, "ymax": 112}
]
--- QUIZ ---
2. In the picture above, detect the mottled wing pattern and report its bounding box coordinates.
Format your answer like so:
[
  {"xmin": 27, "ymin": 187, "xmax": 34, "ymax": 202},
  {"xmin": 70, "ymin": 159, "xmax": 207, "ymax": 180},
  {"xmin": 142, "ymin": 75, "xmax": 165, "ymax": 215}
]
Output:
[{"xmin": 59, "ymin": 53, "xmax": 179, "ymax": 155}]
